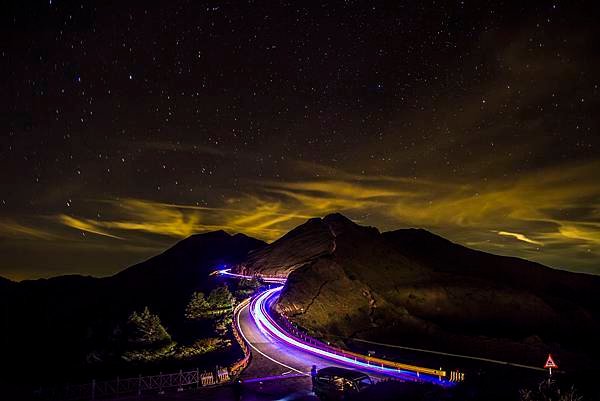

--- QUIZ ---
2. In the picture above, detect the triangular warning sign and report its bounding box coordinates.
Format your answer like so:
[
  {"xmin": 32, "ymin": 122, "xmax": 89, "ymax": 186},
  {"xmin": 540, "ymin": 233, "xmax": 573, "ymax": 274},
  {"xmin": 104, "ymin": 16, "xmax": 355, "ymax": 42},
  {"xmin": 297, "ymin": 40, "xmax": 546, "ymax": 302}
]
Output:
[{"xmin": 544, "ymin": 354, "xmax": 558, "ymax": 369}]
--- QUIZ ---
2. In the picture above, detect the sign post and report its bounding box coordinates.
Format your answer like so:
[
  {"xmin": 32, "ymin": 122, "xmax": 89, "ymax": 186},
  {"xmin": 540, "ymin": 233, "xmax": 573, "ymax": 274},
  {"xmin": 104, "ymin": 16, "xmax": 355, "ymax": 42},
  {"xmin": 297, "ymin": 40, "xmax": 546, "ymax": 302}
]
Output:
[{"xmin": 544, "ymin": 354, "xmax": 558, "ymax": 376}]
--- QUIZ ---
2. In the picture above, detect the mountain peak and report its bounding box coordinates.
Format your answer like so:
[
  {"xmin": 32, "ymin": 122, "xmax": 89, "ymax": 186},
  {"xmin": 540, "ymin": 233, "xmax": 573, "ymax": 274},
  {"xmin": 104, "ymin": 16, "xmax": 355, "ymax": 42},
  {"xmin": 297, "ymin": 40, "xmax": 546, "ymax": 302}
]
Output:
[
  {"xmin": 188, "ymin": 229, "xmax": 231, "ymax": 239},
  {"xmin": 383, "ymin": 227, "xmax": 451, "ymax": 246},
  {"xmin": 235, "ymin": 215, "xmax": 337, "ymax": 276},
  {"xmin": 323, "ymin": 213, "xmax": 379, "ymax": 238},
  {"xmin": 323, "ymin": 212, "xmax": 353, "ymax": 223}
]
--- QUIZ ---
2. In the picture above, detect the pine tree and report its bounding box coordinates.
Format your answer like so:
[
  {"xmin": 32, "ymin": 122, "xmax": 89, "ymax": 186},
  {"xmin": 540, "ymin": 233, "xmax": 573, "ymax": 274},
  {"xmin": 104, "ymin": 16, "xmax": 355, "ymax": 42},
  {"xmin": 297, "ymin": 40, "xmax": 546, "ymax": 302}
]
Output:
[
  {"xmin": 126, "ymin": 306, "xmax": 171, "ymax": 348},
  {"xmin": 185, "ymin": 292, "xmax": 211, "ymax": 320}
]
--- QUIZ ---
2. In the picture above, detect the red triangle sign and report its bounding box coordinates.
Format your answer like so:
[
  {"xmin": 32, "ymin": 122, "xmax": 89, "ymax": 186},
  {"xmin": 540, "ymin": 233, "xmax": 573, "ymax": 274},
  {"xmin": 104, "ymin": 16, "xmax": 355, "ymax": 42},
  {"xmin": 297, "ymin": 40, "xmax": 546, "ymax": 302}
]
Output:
[{"xmin": 544, "ymin": 354, "xmax": 558, "ymax": 369}]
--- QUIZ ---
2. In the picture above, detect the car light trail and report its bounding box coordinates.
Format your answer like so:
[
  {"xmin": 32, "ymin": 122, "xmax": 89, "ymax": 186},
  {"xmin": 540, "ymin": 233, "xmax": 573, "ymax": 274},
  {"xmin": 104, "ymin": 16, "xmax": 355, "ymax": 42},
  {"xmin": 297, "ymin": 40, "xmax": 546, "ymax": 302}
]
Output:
[
  {"xmin": 234, "ymin": 299, "xmax": 307, "ymax": 376},
  {"xmin": 250, "ymin": 286, "xmax": 452, "ymax": 386},
  {"xmin": 216, "ymin": 268, "xmax": 287, "ymax": 284},
  {"xmin": 222, "ymin": 268, "xmax": 455, "ymax": 385}
]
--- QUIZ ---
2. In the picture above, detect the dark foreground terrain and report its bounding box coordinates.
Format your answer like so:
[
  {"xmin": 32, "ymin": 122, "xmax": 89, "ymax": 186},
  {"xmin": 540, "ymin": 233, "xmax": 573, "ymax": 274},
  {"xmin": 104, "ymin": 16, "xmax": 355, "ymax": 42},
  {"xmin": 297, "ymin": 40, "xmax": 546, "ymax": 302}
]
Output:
[{"xmin": 0, "ymin": 231, "xmax": 264, "ymax": 389}]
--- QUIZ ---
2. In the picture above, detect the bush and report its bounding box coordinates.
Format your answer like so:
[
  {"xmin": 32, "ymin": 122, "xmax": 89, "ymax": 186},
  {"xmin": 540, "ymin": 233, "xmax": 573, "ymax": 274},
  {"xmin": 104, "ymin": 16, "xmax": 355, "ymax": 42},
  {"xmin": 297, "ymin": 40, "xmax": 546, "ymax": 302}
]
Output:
[
  {"xmin": 239, "ymin": 278, "xmax": 261, "ymax": 290},
  {"xmin": 208, "ymin": 285, "xmax": 235, "ymax": 309},
  {"xmin": 214, "ymin": 315, "xmax": 233, "ymax": 335},
  {"xmin": 185, "ymin": 287, "xmax": 234, "ymax": 320},
  {"xmin": 519, "ymin": 379, "xmax": 583, "ymax": 401},
  {"xmin": 122, "ymin": 342, "xmax": 177, "ymax": 363},
  {"xmin": 175, "ymin": 338, "xmax": 227, "ymax": 359}
]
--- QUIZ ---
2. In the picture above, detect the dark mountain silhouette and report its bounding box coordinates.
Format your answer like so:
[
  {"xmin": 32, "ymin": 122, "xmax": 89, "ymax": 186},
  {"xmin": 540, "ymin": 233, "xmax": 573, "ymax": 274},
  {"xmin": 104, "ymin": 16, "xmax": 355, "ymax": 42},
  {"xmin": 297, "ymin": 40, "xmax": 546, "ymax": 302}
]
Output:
[
  {"xmin": 0, "ymin": 231, "xmax": 265, "ymax": 388},
  {"xmin": 235, "ymin": 214, "xmax": 600, "ymax": 371},
  {"xmin": 383, "ymin": 228, "xmax": 600, "ymax": 309},
  {"xmin": 0, "ymin": 275, "xmax": 14, "ymax": 287}
]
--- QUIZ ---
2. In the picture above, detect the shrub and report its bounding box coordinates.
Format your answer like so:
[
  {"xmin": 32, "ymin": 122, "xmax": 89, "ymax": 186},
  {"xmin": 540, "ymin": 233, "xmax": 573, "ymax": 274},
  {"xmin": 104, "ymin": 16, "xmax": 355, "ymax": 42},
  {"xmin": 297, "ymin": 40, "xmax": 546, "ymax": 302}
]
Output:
[
  {"xmin": 519, "ymin": 378, "xmax": 583, "ymax": 401},
  {"xmin": 122, "ymin": 342, "xmax": 176, "ymax": 363},
  {"xmin": 208, "ymin": 285, "xmax": 235, "ymax": 309},
  {"xmin": 175, "ymin": 338, "xmax": 226, "ymax": 359}
]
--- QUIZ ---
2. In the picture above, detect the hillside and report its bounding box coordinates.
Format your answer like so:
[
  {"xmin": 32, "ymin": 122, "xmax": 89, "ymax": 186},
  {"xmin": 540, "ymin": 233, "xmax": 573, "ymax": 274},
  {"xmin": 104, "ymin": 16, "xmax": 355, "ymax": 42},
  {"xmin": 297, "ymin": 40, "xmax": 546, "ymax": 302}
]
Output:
[
  {"xmin": 236, "ymin": 216, "xmax": 337, "ymax": 277},
  {"xmin": 0, "ymin": 231, "xmax": 265, "ymax": 387},
  {"xmin": 243, "ymin": 214, "xmax": 600, "ymax": 371}
]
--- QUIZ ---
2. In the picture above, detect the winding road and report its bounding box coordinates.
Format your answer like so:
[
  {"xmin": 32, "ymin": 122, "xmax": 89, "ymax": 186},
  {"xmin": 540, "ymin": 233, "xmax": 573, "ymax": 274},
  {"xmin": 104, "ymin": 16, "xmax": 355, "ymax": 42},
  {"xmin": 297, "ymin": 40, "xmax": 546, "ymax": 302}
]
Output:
[
  {"xmin": 233, "ymin": 282, "xmax": 448, "ymax": 386},
  {"xmin": 140, "ymin": 271, "xmax": 546, "ymax": 400}
]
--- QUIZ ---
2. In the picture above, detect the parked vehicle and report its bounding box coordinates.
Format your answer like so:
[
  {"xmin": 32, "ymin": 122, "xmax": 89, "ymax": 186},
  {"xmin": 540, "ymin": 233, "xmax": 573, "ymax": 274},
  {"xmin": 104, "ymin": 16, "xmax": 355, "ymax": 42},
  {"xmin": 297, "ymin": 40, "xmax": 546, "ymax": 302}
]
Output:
[{"xmin": 313, "ymin": 367, "xmax": 373, "ymax": 400}]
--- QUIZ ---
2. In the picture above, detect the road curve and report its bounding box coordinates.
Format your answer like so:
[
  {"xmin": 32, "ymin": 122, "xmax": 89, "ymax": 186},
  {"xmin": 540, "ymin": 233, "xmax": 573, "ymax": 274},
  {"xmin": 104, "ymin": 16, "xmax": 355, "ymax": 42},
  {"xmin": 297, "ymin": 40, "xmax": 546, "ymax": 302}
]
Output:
[
  {"xmin": 236, "ymin": 287, "xmax": 340, "ymax": 379},
  {"xmin": 235, "ymin": 285, "xmax": 448, "ymax": 386}
]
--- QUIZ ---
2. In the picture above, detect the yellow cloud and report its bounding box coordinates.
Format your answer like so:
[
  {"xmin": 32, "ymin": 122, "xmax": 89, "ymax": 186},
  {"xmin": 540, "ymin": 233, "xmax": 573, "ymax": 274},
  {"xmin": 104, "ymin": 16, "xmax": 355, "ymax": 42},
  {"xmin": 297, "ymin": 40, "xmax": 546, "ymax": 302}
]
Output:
[
  {"xmin": 49, "ymin": 160, "xmax": 599, "ymax": 272},
  {"xmin": 0, "ymin": 220, "xmax": 57, "ymax": 240},
  {"xmin": 273, "ymin": 180, "xmax": 404, "ymax": 199},
  {"xmin": 497, "ymin": 231, "xmax": 543, "ymax": 246},
  {"xmin": 55, "ymin": 198, "xmax": 305, "ymax": 242},
  {"xmin": 58, "ymin": 215, "xmax": 124, "ymax": 239},
  {"xmin": 555, "ymin": 225, "xmax": 600, "ymax": 244}
]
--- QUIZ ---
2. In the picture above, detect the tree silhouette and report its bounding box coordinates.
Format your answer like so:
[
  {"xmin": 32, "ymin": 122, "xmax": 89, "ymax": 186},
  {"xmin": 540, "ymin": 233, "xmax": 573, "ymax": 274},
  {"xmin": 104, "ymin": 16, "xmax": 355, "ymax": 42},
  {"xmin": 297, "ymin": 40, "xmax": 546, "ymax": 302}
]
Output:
[
  {"xmin": 126, "ymin": 307, "xmax": 171, "ymax": 348},
  {"xmin": 207, "ymin": 285, "xmax": 234, "ymax": 309},
  {"xmin": 185, "ymin": 291, "xmax": 211, "ymax": 320}
]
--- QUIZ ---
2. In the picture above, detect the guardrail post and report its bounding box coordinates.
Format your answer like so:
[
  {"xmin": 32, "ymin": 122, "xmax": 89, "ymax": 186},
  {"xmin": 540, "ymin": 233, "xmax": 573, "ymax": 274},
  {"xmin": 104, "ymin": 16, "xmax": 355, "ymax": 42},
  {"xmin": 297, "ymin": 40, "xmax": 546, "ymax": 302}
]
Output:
[
  {"xmin": 137, "ymin": 374, "xmax": 142, "ymax": 397},
  {"xmin": 91, "ymin": 379, "xmax": 95, "ymax": 401},
  {"xmin": 178, "ymin": 369, "xmax": 184, "ymax": 392},
  {"xmin": 158, "ymin": 372, "xmax": 164, "ymax": 395},
  {"xmin": 196, "ymin": 368, "xmax": 200, "ymax": 389},
  {"xmin": 116, "ymin": 376, "xmax": 120, "ymax": 396}
]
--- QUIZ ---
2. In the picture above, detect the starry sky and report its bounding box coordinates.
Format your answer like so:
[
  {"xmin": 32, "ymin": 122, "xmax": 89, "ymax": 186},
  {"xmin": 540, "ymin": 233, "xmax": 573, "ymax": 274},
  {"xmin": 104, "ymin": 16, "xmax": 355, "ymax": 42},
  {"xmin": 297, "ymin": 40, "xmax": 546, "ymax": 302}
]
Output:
[{"xmin": 2, "ymin": 1, "xmax": 599, "ymax": 280}]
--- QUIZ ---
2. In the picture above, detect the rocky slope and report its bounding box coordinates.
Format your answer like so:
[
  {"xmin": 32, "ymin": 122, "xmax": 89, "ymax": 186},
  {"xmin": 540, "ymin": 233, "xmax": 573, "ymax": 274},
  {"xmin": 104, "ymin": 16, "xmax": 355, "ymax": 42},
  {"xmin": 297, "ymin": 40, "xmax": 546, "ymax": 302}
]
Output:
[
  {"xmin": 236, "ymin": 216, "xmax": 337, "ymax": 277},
  {"xmin": 240, "ymin": 214, "xmax": 600, "ymax": 370}
]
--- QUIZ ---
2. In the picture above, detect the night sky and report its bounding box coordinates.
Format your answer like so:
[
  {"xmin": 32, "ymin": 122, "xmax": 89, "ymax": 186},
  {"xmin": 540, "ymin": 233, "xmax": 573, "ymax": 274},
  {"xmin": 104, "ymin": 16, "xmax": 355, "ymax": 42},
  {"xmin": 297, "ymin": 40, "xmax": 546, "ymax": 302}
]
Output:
[{"xmin": 2, "ymin": 1, "xmax": 599, "ymax": 280}]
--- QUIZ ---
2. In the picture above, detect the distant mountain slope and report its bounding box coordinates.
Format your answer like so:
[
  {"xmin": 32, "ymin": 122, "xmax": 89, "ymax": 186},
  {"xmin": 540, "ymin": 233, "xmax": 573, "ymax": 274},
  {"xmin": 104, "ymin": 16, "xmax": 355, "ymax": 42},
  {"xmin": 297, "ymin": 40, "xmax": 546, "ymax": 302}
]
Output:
[
  {"xmin": 0, "ymin": 231, "xmax": 265, "ymax": 387},
  {"xmin": 0, "ymin": 275, "xmax": 14, "ymax": 287},
  {"xmin": 383, "ymin": 228, "xmax": 600, "ymax": 311},
  {"xmin": 108, "ymin": 231, "xmax": 265, "ymax": 319},
  {"xmin": 236, "ymin": 216, "xmax": 336, "ymax": 276},
  {"xmin": 245, "ymin": 214, "xmax": 600, "ymax": 370}
]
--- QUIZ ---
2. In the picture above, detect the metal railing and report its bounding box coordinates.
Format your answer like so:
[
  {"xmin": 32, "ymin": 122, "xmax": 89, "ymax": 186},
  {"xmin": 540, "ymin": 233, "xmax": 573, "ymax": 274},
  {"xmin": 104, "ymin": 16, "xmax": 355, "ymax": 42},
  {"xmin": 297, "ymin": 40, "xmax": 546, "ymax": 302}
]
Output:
[
  {"xmin": 230, "ymin": 297, "xmax": 252, "ymax": 376},
  {"xmin": 272, "ymin": 300, "xmax": 458, "ymax": 381},
  {"xmin": 52, "ymin": 367, "xmax": 230, "ymax": 401}
]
